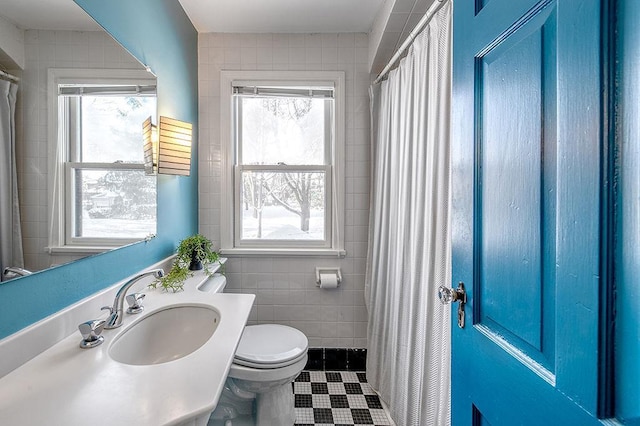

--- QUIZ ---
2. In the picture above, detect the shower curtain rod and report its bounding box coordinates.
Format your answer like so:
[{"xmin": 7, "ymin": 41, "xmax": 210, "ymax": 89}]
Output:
[
  {"xmin": 0, "ymin": 69, "xmax": 19, "ymax": 83},
  {"xmin": 374, "ymin": 0, "xmax": 447, "ymax": 85}
]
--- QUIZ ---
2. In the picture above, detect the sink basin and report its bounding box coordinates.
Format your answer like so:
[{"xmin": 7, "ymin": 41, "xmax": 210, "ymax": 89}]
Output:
[{"xmin": 109, "ymin": 305, "xmax": 220, "ymax": 365}]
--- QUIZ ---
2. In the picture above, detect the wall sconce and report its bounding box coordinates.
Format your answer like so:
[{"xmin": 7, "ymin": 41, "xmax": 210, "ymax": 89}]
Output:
[
  {"xmin": 143, "ymin": 116, "xmax": 192, "ymax": 176},
  {"xmin": 143, "ymin": 116, "xmax": 158, "ymax": 174}
]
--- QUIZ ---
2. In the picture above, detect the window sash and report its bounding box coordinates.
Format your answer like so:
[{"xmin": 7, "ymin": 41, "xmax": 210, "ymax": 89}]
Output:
[
  {"xmin": 234, "ymin": 96, "xmax": 333, "ymax": 167},
  {"xmin": 231, "ymin": 80, "xmax": 335, "ymax": 98},
  {"xmin": 234, "ymin": 164, "xmax": 332, "ymax": 248},
  {"xmin": 58, "ymin": 85, "xmax": 156, "ymax": 97},
  {"xmin": 232, "ymin": 87, "xmax": 335, "ymax": 249},
  {"xmin": 233, "ymin": 87, "xmax": 333, "ymax": 98},
  {"xmin": 66, "ymin": 95, "xmax": 156, "ymax": 164},
  {"xmin": 64, "ymin": 162, "xmax": 150, "ymax": 246},
  {"xmin": 64, "ymin": 92, "xmax": 155, "ymax": 245}
]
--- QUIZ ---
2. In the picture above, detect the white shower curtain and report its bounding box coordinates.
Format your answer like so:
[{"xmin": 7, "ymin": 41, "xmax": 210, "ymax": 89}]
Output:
[
  {"xmin": 0, "ymin": 79, "xmax": 24, "ymax": 280},
  {"xmin": 365, "ymin": 2, "xmax": 451, "ymax": 425}
]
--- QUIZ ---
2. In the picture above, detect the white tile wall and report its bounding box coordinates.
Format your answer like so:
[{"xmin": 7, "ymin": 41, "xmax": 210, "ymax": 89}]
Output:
[
  {"xmin": 17, "ymin": 30, "xmax": 145, "ymax": 271},
  {"xmin": 198, "ymin": 32, "xmax": 371, "ymax": 348}
]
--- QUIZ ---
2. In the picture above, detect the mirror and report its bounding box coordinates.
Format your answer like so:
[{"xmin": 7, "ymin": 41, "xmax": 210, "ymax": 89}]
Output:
[{"xmin": 0, "ymin": 0, "xmax": 157, "ymax": 279}]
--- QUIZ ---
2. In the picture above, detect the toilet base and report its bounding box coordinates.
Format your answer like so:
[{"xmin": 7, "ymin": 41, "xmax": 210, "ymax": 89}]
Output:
[
  {"xmin": 209, "ymin": 354, "xmax": 307, "ymax": 426},
  {"xmin": 255, "ymin": 380, "xmax": 295, "ymax": 426},
  {"xmin": 207, "ymin": 413, "xmax": 253, "ymax": 426},
  {"xmin": 209, "ymin": 376, "xmax": 297, "ymax": 426}
]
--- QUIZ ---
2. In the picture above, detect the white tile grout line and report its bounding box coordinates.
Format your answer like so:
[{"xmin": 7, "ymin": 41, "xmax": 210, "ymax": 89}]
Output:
[{"xmin": 293, "ymin": 370, "xmax": 396, "ymax": 426}]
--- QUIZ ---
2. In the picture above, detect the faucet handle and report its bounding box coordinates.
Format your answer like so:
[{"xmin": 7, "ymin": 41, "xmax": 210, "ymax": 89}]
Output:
[
  {"xmin": 126, "ymin": 293, "xmax": 145, "ymax": 314},
  {"xmin": 78, "ymin": 319, "xmax": 106, "ymax": 349}
]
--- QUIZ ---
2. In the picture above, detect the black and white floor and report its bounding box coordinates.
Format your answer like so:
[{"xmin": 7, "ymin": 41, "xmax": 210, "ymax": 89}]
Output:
[{"xmin": 293, "ymin": 371, "xmax": 393, "ymax": 426}]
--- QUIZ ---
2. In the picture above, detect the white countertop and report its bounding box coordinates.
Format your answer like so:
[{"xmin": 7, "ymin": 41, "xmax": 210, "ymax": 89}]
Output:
[{"xmin": 0, "ymin": 268, "xmax": 254, "ymax": 426}]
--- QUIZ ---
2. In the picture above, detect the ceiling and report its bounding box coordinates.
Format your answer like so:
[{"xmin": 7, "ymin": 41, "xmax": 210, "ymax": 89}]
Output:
[
  {"xmin": 0, "ymin": 0, "xmax": 426, "ymax": 74},
  {"xmin": 0, "ymin": 0, "xmax": 386, "ymax": 33},
  {"xmin": 370, "ymin": 0, "xmax": 436, "ymax": 74},
  {"xmin": 179, "ymin": 0, "xmax": 386, "ymax": 33},
  {"xmin": 0, "ymin": 0, "xmax": 99, "ymax": 30}
]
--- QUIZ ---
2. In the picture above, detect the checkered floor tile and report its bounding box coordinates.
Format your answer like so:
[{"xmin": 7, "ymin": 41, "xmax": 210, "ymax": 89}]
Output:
[{"xmin": 293, "ymin": 371, "xmax": 393, "ymax": 426}]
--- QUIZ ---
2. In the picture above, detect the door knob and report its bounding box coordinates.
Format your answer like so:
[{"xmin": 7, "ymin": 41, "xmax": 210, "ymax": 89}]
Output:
[
  {"xmin": 438, "ymin": 282, "xmax": 467, "ymax": 328},
  {"xmin": 439, "ymin": 282, "xmax": 466, "ymax": 305}
]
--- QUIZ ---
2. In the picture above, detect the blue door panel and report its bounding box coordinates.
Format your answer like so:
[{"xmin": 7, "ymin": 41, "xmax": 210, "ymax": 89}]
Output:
[
  {"xmin": 452, "ymin": 0, "xmax": 607, "ymax": 424},
  {"xmin": 476, "ymin": 8, "xmax": 557, "ymax": 371},
  {"xmin": 462, "ymin": 329, "xmax": 600, "ymax": 425}
]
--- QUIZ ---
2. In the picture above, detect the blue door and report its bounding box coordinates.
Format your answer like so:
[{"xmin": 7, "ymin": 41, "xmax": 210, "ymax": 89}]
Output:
[
  {"xmin": 615, "ymin": 0, "xmax": 640, "ymax": 424},
  {"xmin": 450, "ymin": 0, "xmax": 616, "ymax": 424}
]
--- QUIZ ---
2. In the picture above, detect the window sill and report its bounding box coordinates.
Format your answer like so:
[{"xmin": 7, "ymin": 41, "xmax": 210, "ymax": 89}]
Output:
[
  {"xmin": 47, "ymin": 246, "xmax": 113, "ymax": 255},
  {"xmin": 219, "ymin": 248, "xmax": 347, "ymax": 258}
]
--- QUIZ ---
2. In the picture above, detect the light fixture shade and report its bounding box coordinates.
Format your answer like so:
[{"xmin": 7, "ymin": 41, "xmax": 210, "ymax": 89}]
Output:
[
  {"xmin": 158, "ymin": 116, "xmax": 192, "ymax": 176},
  {"xmin": 142, "ymin": 116, "xmax": 157, "ymax": 175}
]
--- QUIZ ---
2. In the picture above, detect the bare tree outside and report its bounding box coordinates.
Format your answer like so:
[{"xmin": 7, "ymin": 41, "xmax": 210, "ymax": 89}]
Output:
[
  {"xmin": 239, "ymin": 95, "xmax": 327, "ymax": 240},
  {"xmin": 268, "ymin": 171, "xmax": 324, "ymax": 232}
]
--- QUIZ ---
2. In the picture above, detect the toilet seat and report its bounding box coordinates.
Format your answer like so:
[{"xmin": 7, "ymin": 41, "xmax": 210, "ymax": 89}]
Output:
[
  {"xmin": 234, "ymin": 350, "xmax": 307, "ymax": 369},
  {"xmin": 233, "ymin": 324, "xmax": 308, "ymax": 369}
]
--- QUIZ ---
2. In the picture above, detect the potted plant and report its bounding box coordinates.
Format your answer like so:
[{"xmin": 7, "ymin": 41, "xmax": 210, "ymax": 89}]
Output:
[{"xmin": 150, "ymin": 234, "xmax": 221, "ymax": 292}]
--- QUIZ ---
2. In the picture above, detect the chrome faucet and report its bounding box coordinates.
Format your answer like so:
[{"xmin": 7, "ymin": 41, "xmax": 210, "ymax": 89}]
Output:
[
  {"xmin": 102, "ymin": 269, "xmax": 164, "ymax": 329},
  {"xmin": 3, "ymin": 266, "xmax": 33, "ymax": 280}
]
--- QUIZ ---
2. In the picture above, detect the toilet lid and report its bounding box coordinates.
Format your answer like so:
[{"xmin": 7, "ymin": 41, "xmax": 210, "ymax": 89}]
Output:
[{"xmin": 234, "ymin": 324, "xmax": 308, "ymax": 366}]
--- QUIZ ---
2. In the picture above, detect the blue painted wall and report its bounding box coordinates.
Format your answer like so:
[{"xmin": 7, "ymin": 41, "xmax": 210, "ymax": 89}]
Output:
[{"xmin": 0, "ymin": 0, "xmax": 198, "ymax": 339}]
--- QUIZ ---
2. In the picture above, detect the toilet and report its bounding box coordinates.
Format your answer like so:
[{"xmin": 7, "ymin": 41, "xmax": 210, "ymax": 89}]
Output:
[{"xmin": 203, "ymin": 275, "xmax": 308, "ymax": 426}]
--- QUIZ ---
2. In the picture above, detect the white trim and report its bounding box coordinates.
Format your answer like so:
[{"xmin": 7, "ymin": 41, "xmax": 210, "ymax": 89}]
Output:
[
  {"xmin": 46, "ymin": 246, "xmax": 111, "ymax": 255},
  {"xmin": 231, "ymin": 79, "xmax": 336, "ymax": 89},
  {"xmin": 49, "ymin": 68, "xmax": 155, "ymax": 87},
  {"xmin": 219, "ymin": 248, "xmax": 346, "ymax": 258},
  {"xmin": 220, "ymin": 70, "xmax": 346, "ymax": 255},
  {"xmin": 65, "ymin": 162, "xmax": 146, "ymax": 170},
  {"xmin": 47, "ymin": 68, "xmax": 157, "ymax": 251}
]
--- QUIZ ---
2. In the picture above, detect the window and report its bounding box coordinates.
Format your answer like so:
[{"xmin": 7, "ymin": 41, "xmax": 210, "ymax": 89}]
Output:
[
  {"xmin": 48, "ymin": 69, "xmax": 157, "ymax": 252},
  {"xmin": 221, "ymin": 71, "xmax": 345, "ymax": 256}
]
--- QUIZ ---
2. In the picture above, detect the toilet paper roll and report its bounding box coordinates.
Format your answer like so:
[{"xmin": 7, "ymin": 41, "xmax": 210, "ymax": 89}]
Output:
[{"xmin": 319, "ymin": 273, "xmax": 339, "ymax": 289}]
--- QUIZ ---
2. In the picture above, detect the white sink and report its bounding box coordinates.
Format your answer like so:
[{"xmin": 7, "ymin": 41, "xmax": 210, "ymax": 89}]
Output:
[
  {"xmin": 109, "ymin": 304, "xmax": 220, "ymax": 365},
  {"xmin": 0, "ymin": 261, "xmax": 255, "ymax": 426}
]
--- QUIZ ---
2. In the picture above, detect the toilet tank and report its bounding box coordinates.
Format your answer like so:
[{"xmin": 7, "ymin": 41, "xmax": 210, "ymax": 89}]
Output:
[{"xmin": 197, "ymin": 273, "xmax": 227, "ymax": 293}]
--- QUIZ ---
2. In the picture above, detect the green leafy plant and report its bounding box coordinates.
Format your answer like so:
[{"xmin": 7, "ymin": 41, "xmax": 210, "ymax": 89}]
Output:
[{"xmin": 149, "ymin": 234, "xmax": 221, "ymax": 292}]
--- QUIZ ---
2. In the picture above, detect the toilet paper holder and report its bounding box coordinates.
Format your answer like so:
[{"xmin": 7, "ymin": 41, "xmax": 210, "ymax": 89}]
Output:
[{"xmin": 315, "ymin": 267, "xmax": 342, "ymax": 287}]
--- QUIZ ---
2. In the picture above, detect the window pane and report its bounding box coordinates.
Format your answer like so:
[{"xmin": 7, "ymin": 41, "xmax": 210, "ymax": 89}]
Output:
[
  {"xmin": 71, "ymin": 169, "xmax": 156, "ymax": 238},
  {"xmin": 81, "ymin": 96, "xmax": 157, "ymax": 163},
  {"xmin": 240, "ymin": 97, "xmax": 326, "ymax": 165},
  {"xmin": 240, "ymin": 170, "xmax": 325, "ymax": 240}
]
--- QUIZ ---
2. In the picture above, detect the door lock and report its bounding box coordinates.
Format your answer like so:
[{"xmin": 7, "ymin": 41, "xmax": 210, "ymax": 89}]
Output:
[{"xmin": 438, "ymin": 282, "xmax": 467, "ymax": 328}]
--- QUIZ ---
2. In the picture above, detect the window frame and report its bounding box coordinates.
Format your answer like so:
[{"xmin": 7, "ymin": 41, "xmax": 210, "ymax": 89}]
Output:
[
  {"xmin": 220, "ymin": 70, "xmax": 346, "ymax": 257},
  {"xmin": 47, "ymin": 68, "xmax": 157, "ymax": 254}
]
